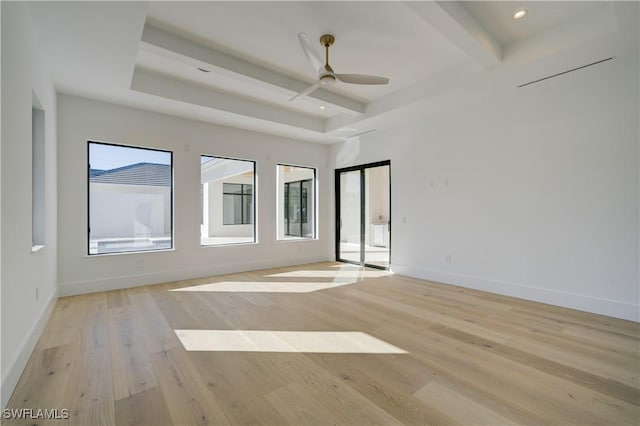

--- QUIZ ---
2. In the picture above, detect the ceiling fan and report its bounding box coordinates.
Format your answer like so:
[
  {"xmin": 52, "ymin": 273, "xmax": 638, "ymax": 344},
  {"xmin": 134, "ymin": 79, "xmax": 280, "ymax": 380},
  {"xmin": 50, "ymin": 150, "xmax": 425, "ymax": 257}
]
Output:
[{"xmin": 290, "ymin": 33, "xmax": 390, "ymax": 101}]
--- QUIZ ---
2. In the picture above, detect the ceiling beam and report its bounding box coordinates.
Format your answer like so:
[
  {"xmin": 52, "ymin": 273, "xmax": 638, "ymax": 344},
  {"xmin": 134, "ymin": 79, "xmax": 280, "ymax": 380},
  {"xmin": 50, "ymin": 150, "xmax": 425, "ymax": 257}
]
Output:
[
  {"xmin": 403, "ymin": 1, "xmax": 502, "ymax": 68},
  {"xmin": 131, "ymin": 67, "xmax": 325, "ymax": 133},
  {"xmin": 139, "ymin": 25, "xmax": 365, "ymax": 115}
]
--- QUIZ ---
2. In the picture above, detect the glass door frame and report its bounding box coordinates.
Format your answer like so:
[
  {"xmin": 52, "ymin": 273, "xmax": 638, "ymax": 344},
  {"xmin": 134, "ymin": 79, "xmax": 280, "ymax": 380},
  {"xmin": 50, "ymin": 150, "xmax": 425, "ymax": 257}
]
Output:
[{"xmin": 335, "ymin": 160, "xmax": 391, "ymax": 270}]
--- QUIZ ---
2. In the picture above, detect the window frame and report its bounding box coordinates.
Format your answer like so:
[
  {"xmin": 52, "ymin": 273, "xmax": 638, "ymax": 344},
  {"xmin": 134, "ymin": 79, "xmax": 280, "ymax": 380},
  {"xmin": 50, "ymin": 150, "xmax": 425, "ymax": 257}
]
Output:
[
  {"xmin": 200, "ymin": 154, "xmax": 257, "ymax": 246},
  {"xmin": 87, "ymin": 140, "xmax": 174, "ymax": 256},
  {"xmin": 32, "ymin": 91, "xmax": 46, "ymax": 251},
  {"xmin": 222, "ymin": 183, "xmax": 253, "ymax": 225},
  {"xmin": 284, "ymin": 178, "xmax": 312, "ymax": 236},
  {"xmin": 278, "ymin": 164, "xmax": 317, "ymax": 240}
]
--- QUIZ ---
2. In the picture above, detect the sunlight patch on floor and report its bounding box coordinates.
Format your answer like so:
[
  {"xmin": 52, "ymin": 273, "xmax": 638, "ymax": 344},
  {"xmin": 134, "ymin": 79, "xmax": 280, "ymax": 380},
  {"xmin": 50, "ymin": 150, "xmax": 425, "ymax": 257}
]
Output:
[
  {"xmin": 265, "ymin": 270, "xmax": 390, "ymax": 278},
  {"xmin": 169, "ymin": 281, "xmax": 352, "ymax": 293},
  {"xmin": 174, "ymin": 330, "xmax": 408, "ymax": 354}
]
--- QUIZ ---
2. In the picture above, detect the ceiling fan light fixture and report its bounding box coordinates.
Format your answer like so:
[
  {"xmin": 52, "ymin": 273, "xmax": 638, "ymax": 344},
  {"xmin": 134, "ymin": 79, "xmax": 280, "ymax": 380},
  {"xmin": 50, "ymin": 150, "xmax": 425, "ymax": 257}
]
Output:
[{"xmin": 513, "ymin": 9, "xmax": 527, "ymax": 20}]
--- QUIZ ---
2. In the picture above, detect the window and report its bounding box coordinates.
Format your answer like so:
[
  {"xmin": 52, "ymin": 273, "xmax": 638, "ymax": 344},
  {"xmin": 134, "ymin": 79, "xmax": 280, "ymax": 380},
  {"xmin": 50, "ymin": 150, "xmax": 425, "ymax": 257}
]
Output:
[
  {"xmin": 88, "ymin": 142, "xmax": 172, "ymax": 255},
  {"xmin": 278, "ymin": 165, "xmax": 316, "ymax": 239},
  {"xmin": 32, "ymin": 92, "xmax": 46, "ymax": 250},
  {"xmin": 284, "ymin": 179, "xmax": 311, "ymax": 231},
  {"xmin": 201, "ymin": 156, "xmax": 256, "ymax": 246},
  {"xmin": 223, "ymin": 183, "xmax": 253, "ymax": 225}
]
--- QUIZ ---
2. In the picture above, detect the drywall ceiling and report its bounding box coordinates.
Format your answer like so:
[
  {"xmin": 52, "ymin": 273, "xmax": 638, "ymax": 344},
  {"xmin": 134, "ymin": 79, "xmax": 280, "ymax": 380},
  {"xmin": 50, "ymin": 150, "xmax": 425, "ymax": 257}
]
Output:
[
  {"xmin": 460, "ymin": 1, "xmax": 605, "ymax": 45},
  {"xmin": 26, "ymin": 1, "xmax": 639, "ymax": 144},
  {"xmin": 145, "ymin": 1, "xmax": 469, "ymax": 101}
]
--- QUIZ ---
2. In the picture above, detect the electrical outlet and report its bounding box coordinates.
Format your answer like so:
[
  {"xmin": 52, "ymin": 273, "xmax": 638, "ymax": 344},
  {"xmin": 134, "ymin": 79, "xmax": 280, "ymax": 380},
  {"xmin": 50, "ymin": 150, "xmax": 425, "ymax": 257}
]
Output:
[
  {"xmin": 402, "ymin": 216, "xmax": 407, "ymax": 224},
  {"xmin": 446, "ymin": 254, "xmax": 453, "ymax": 263},
  {"xmin": 35, "ymin": 287, "xmax": 39, "ymax": 300}
]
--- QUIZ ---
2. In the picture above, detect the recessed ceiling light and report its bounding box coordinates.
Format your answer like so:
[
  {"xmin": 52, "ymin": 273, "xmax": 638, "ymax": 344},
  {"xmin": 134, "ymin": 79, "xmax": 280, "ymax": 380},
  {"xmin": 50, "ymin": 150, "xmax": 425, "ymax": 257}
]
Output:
[
  {"xmin": 197, "ymin": 67, "xmax": 210, "ymax": 73},
  {"xmin": 513, "ymin": 9, "xmax": 527, "ymax": 20},
  {"xmin": 319, "ymin": 106, "xmax": 326, "ymax": 110}
]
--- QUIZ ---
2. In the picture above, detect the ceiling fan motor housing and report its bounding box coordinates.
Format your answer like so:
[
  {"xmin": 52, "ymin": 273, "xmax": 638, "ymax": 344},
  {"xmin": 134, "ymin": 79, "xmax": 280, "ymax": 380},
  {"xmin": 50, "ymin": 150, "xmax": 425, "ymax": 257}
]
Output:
[{"xmin": 319, "ymin": 73, "xmax": 336, "ymax": 85}]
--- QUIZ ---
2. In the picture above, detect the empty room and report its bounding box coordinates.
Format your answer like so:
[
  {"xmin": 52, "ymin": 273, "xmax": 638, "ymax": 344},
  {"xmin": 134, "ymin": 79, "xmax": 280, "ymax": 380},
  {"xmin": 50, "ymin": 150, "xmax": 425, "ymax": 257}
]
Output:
[{"xmin": 1, "ymin": 1, "xmax": 638, "ymax": 425}]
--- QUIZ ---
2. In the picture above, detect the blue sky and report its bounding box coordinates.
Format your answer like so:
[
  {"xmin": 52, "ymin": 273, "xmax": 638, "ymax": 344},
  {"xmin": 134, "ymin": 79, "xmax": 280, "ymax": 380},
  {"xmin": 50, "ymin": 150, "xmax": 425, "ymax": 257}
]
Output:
[{"xmin": 89, "ymin": 143, "xmax": 171, "ymax": 170}]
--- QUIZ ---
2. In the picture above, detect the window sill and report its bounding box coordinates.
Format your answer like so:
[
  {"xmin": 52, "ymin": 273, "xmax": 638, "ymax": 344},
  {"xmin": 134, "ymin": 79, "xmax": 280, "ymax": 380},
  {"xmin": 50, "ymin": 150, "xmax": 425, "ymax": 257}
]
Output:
[
  {"xmin": 277, "ymin": 237, "xmax": 317, "ymax": 243},
  {"xmin": 84, "ymin": 248, "xmax": 175, "ymax": 258},
  {"xmin": 200, "ymin": 241, "xmax": 258, "ymax": 248},
  {"xmin": 31, "ymin": 245, "xmax": 45, "ymax": 253}
]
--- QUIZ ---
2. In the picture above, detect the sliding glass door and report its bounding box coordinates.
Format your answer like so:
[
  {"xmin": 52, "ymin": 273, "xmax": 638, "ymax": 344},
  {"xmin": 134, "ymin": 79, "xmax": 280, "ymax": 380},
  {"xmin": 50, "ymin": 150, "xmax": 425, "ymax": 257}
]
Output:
[{"xmin": 336, "ymin": 161, "xmax": 390, "ymax": 269}]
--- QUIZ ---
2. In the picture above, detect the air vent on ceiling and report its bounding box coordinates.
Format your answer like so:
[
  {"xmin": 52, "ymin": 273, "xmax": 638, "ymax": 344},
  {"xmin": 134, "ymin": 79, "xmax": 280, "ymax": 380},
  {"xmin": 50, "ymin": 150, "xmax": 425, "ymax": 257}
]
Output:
[{"xmin": 518, "ymin": 57, "xmax": 614, "ymax": 88}]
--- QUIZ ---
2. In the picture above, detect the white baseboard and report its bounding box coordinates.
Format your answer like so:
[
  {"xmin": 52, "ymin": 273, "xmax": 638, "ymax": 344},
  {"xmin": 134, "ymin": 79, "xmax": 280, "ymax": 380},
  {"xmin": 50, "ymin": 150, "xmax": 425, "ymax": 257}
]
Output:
[
  {"xmin": 59, "ymin": 254, "xmax": 332, "ymax": 297},
  {"xmin": 1, "ymin": 289, "xmax": 58, "ymax": 409},
  {"xmin": 391, "ymin": 264, "xmax": 639, "ymax": 322}
]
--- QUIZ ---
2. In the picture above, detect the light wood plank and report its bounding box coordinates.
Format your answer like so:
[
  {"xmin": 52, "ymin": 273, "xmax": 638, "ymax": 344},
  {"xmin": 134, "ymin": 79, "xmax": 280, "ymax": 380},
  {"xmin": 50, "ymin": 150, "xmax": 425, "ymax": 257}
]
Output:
[
  {"xmin": 108, "ymin": 304, "xmax": 158, "ymax": 400},
  {"xmin": 64, "ymin": 292, "xmax": 114, "ymax": 424},
  {"xmin": 106, "ymin": 289, "xmax": 131, "ymax": 310},
  {"xmin": 305, "ymin": 353, "xmax": 456, "ymax": 425},
  {"xmin": 562, "ymin": 323, "xmax": 640, "ymax": 353},
  {"xmin": 188, "ymin": 352, "xmax": 290, "ymax": 425},
  {"xmin": 127, "ymin": 286, "xmax": 181, "ymax": 354},
  {"xmin": 272, "ymin": 352, "xmax": 403, "ymax": 425},
  {"xmin": 265, "ymin": 382, "xmax": 344, "ymax": 425},
  {"xmin": 7, "ymin": 343, "xmax": 76, "ymax": 410},
  {"xmin": 414, "ymin": 379, "xmax": 518, "ymax": 425},
  {"xmin": 150, "ymin": 348, "xmax": 230, "ymax": 426},
  {"xmin": 114, "ymin": 387, "xmax": 172, "ymax": 426},
  {"xmin": 347, "ymin": 287, "xmax": 513, "ymax": 343}
]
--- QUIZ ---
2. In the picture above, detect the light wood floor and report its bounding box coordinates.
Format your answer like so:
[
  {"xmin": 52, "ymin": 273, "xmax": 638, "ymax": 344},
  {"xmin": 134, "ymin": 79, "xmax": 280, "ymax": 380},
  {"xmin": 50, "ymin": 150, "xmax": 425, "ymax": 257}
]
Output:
[{"xmin": 6, "ymin": 262, "xmax": 640, "ymax": 425}]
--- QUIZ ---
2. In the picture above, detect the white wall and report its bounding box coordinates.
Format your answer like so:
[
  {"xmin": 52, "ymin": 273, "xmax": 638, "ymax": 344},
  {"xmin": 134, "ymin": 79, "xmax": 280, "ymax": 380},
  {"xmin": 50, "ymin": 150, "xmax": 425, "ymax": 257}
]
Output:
[
  {"xmin": 57, "ymin": 95, "xmax": 333, "ymax": 295},
  {"xmin": 1, "ymin": 2, "xmax": 58, "ymax": 407},
  {"xmin": 331, "ymin": 54, "xmax": 639, "ymax": 321}
]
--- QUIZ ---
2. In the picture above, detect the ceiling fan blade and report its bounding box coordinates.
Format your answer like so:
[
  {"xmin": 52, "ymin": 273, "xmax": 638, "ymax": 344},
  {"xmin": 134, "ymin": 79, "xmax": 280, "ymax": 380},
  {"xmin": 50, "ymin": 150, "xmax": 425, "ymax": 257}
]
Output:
[
  {"xmin": 335, "ymin": 74, "xmax": 389, "ymax": 85},
  {"xmin": 298, "ymin": 33, "xmax": 324, "ymax": 73},
  {"xmin": 289, "ymin": 81, "xmax": 321, "ymax": 101}
]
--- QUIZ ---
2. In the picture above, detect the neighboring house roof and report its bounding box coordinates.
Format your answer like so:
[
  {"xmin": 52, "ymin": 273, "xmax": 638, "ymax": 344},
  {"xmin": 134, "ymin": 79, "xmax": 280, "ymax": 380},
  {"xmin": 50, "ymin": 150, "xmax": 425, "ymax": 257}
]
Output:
[{"xmin": 90, "ymin": 162, "xmax": 171, "ymax": 187}]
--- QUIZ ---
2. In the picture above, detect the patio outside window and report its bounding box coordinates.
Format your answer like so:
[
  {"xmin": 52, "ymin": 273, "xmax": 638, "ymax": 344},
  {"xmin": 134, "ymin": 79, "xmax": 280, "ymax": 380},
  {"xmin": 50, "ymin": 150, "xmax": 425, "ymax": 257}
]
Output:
[
  {"xmin": 201, "ymin": 156, "xmax": 256, "ymax": 246},
  {"xmin": 88, "ymin": 141, "xmax": 173, "ymax": 255},
  {"xmin": 277, "ymin": 164, "xmax": 316, "ymax": 240}
]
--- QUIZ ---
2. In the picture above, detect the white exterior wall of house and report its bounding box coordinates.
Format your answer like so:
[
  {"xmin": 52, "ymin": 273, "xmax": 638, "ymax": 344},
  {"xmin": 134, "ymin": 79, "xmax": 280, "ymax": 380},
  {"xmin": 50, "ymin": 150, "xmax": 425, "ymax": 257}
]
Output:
[{"xmin": 89, "ymin": 182, "xmax": 171, "ymax": 239}]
